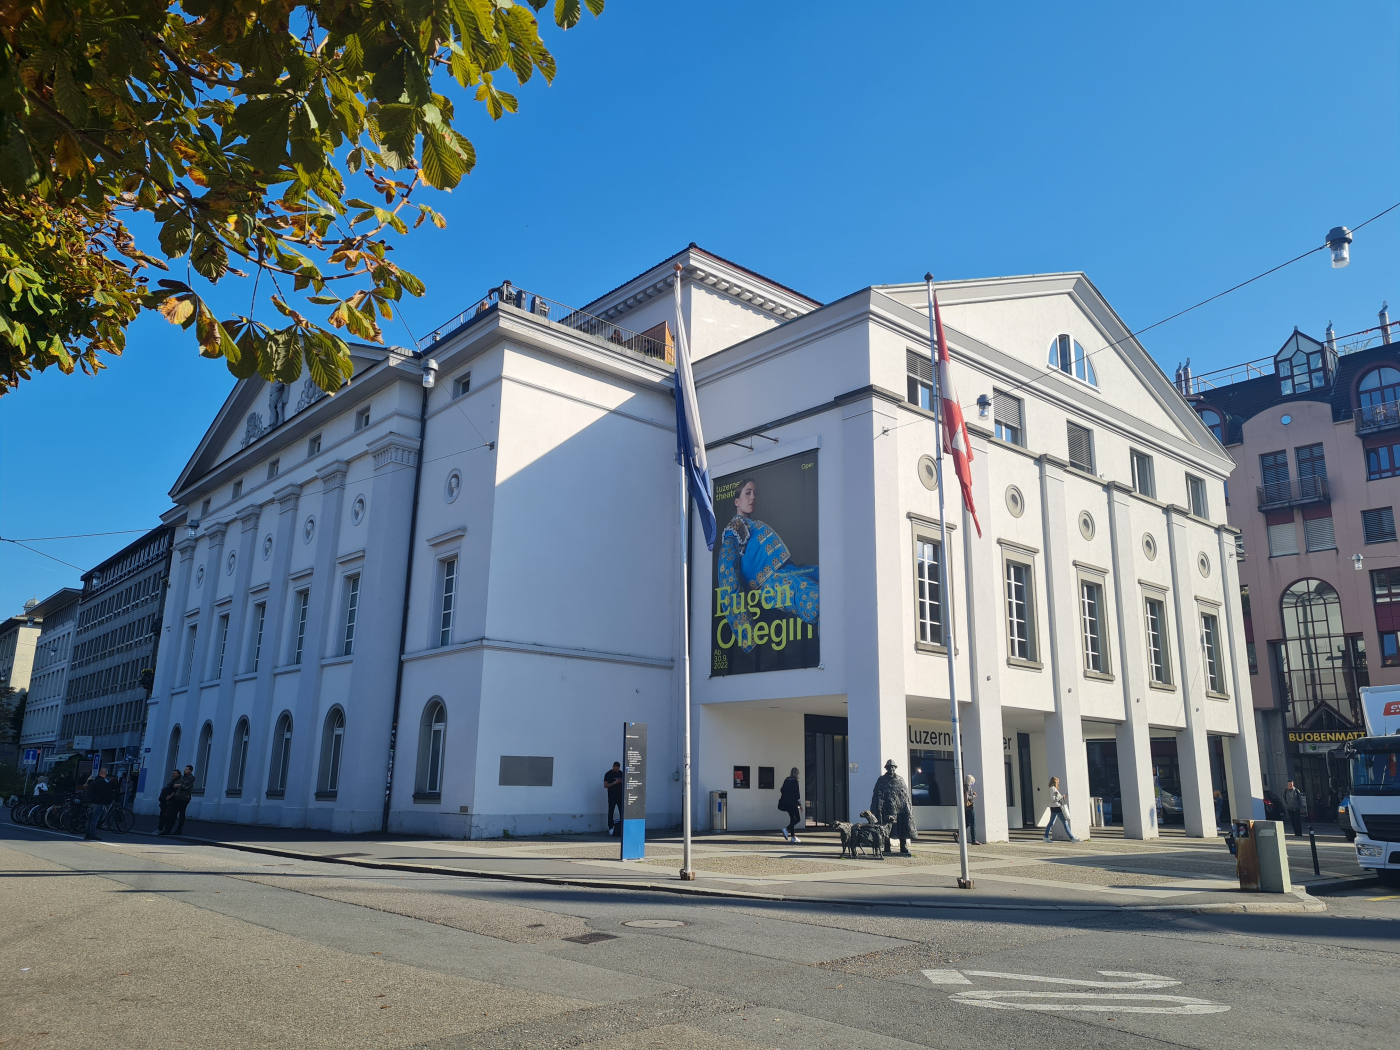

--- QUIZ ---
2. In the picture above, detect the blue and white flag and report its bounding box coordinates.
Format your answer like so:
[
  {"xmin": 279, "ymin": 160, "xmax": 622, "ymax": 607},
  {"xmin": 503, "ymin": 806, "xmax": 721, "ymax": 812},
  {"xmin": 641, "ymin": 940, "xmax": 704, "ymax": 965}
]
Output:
[{"xmin": 673, "ymin": 267, "xmax": 717, "ymax": 551}]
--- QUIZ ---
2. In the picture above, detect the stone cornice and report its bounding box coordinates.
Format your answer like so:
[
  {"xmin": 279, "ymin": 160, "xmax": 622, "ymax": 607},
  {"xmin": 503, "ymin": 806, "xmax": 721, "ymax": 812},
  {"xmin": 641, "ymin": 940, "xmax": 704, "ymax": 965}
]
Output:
[
  {"xmin": 274, "ymin": 483, "xmax": 302, "ymax": 508},
  {"xmin": 317, "ymin": 459, "xmax": 351, "ymax": 489},
  {"xmin": 238, "ymin": 505, "xmax": 263, "ymax": 530},
  {"xmin": 591, "ymin": 256, "xmax": 816, "ymax": 327},
  {"xmin": 367, "ymin": 431, "xmax": 421, "ymax": 471}
]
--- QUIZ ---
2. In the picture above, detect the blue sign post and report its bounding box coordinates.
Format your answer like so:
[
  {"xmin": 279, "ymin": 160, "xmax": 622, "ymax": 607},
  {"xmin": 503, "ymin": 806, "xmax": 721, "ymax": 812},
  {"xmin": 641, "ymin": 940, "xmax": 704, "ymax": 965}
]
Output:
[{"xmin": 620, "ymin": 722, "xmax": 647, "ymax": 861}]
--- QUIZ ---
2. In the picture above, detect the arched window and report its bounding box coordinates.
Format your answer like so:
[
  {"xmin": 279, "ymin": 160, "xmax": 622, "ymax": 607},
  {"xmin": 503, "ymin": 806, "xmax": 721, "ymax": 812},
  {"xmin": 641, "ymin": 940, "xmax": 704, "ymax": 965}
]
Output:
[
  {"xmin": 318, "ymin": 707, "xmax": 346, "ymax": 796},
  {"xmin": 194, "ymin": 722, "xmax": 214, "ymax": 791},
  {"xmin": 415, "ymin": 698, "xmax": 446, "ymax": 797},
  {"xmin": 227, "ymin": 717, "xmax": 250, "ymax": 793},
  {"xmin": 1279, "ymin": 579, "xmax": 1364, "ymax": 727},
  {"xmin": 1197, "ymin": 407, "xmax": 1224, "ymax": 442},
  {"xmin": 268, "ymin": 712, "xmax": 293, "ymax": 797},
  {"xmin": 165, "ymin": 725, "xmax": 181, "ymax": 778},
  {"xmin": 1047, "ymin": 334, "xmax": 1098, "ymax": 387},
  {"xmin": 1358, "ymin": 367, "xmax": 1400, "ymax": 428}
]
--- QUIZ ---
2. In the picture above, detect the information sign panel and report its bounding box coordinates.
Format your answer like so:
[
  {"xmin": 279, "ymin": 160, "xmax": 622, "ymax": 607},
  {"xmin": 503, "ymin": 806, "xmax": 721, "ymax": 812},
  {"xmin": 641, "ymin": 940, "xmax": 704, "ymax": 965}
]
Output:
[{"xmin": 621, "ymin": 722, "xmax": 647, "ymax": 860}]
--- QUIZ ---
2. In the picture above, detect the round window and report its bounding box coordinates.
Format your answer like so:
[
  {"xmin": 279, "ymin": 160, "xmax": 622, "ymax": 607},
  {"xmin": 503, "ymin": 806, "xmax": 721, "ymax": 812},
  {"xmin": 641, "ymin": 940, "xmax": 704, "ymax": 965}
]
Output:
[
  {"xmin": 351, "ymin": 495, "xmax": 366, "ymax": 525},
  {"xmin": 1198, "ymin": 552, "xmax": 1211, "ymax": 578},
  {"xmin": 917, "ymin": 455, "xmax": 939, "ymax": 491},
  {"xmin": 1142, "ymin": 533, "xmax": 1157, "ymax": 561},
  {"xmin": 1006, "ymin": 485, "xmax": 1025, "ymax": 518},
  {"xmin": 1281, "ymin": 414, "xmax": 1292, "ymax": 425},
  {"xmin": 1078, "ymin": 511, "xmax": 1095, "ymax": 540}
]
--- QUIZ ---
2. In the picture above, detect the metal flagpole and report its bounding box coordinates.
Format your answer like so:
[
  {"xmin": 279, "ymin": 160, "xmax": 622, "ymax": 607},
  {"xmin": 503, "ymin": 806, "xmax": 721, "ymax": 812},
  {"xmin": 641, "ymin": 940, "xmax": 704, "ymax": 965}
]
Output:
[
  {"xmin": 680, "ymin": 456, "xmax": 695, "ymax": 880},
  {"xmin": 926, "ymin": 273, "xmax": 973, "ymax": 891}
]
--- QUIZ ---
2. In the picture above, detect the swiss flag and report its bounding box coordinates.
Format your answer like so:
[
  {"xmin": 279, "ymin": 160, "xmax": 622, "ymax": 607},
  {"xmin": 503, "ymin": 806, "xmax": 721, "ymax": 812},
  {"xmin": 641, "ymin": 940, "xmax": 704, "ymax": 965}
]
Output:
[{"xmin": 932, "ymin": 290, "xmax": 981, "ymax": 537}]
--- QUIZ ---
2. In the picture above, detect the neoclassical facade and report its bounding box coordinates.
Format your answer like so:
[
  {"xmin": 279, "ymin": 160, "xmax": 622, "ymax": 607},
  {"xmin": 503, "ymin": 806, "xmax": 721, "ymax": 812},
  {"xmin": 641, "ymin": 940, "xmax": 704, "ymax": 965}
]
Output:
[{"xmin": 138, "ymin": 246, "xmax": 1265, "ymax": 840}]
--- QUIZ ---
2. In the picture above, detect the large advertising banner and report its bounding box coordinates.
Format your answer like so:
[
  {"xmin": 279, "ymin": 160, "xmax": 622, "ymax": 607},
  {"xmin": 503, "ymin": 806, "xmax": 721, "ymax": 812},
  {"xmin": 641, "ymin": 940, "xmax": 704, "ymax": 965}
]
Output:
[{"xmin": 711, "ymin": 451, "xmax": 819, "ymax": 676}]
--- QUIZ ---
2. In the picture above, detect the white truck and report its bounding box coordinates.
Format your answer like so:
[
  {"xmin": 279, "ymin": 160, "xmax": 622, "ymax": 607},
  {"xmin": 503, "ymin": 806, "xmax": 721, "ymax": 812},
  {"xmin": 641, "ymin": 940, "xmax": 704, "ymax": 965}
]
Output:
[{"xmin": 1347, "ymin": 686, "xmax": 1400, "ymax": 885}]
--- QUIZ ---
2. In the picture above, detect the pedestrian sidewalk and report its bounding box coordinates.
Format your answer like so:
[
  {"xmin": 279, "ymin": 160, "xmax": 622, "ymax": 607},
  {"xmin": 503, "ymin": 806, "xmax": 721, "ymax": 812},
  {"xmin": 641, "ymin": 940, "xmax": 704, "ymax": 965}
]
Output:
[{"xmin": 139, "ymin": 815, "xmax": 1369, "ymax": 914}]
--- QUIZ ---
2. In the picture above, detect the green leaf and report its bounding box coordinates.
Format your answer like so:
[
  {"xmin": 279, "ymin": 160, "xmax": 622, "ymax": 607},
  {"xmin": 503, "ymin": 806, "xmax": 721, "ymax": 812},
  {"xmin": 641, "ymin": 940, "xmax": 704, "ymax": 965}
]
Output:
[
  {"xmin": 289, "ymin": 107, "xmax": 324, "ymax": 172},
  {"xmin": 420, "ymin": 129, "xmax": 464, "ymax": 190},
  {"xmin": 341, "ymin": 33, "xmax": 365, "ymax": 76},
  {"xmin": 584, "ymin": 0, "xmax": 604, "ymax": 15},
  {"xmin": 52, "ymin": 64, "xmax": 90, "ymax": 126},
  {"xmin": 158, "ymin": 213, "xmax": 193, "ymax": 258},
  {"xmin": 376, "ymin": 104, "xmax": 418, "ymax": 160},
  {"xmin": 191, "ymin": 232, "xmax": 229, "ymax": 280},
  {"xmin": 554, "ymin": 0, "xmax": 581, "ymax": 28}
]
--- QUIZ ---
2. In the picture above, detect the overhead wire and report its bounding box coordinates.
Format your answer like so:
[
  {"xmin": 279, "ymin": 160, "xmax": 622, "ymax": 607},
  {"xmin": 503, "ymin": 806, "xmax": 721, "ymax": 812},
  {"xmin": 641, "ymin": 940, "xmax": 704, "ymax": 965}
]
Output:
[{"xmin": 0, "ymin": 538, "xmax": 85, "ymax": 570}]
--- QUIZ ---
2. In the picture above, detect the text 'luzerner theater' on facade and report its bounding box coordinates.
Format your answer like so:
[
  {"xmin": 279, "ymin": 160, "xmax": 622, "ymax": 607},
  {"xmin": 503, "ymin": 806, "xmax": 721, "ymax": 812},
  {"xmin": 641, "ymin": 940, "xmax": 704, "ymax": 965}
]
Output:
[{"xmin": 136, "ymin": 245, "xmax": 1265, "ymax": 841}]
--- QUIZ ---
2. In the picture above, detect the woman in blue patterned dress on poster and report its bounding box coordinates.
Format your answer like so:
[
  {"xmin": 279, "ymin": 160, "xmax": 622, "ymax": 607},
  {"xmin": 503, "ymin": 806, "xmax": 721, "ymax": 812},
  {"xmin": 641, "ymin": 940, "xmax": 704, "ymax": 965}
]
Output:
[{"xmin": 717, "ymin": 478, "xmax": 819, "ymax": 653}]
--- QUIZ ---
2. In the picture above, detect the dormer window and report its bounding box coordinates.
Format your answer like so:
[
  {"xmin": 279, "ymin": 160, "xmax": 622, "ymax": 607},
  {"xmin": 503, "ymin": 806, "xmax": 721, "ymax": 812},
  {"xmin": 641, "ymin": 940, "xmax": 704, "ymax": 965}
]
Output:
[
  {"xmin": 1048, "ymin": 334, "xmax": 1097, "ymax": 387},
  {"xmin": 1197, "ymin": 407, "xmax": 1224, "ymax": 442},
  {"xmin": 1275, "ymin": 329, "xmax": 1334, "ymax": 396}
]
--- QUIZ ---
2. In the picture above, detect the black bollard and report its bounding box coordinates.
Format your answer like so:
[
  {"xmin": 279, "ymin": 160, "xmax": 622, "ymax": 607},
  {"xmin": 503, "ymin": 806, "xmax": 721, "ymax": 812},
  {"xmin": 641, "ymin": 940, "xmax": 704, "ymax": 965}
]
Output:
[{"xmin": 1309, "ymin": 826, "xmax": 1320, "ymax": 876}]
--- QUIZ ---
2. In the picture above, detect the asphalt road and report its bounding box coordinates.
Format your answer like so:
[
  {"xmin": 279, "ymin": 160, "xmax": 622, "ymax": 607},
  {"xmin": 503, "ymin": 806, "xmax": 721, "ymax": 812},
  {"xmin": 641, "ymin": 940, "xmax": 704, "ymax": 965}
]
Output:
[{"xmin": 3, "ymin": 823, "xmax": 1397, "ymax": 1050}]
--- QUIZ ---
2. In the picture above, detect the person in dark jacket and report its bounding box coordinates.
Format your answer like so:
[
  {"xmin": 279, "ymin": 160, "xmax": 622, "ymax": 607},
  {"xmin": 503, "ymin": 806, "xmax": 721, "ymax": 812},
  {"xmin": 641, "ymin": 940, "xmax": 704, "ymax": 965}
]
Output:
[
  {"xmin": 84, "ymin": 768, "xmax": 115, "ymax": 840},
  {"xmin": 1283, "ymin": 781, "xmax": 1306, "ymax": 837},
  {"xmin": 156, "ymin": 769, "xmax": 182, "ymax": 834},
  {"xmin": 778, "ymin": 767, "xmax": 802, "ymax": 843},
  {"xmin": 603, "ymin": 762, "xmax": 624, "ymax": 836},
  {"xmin": 170, "ymin": 765, "xmax": 196, "ymax": 835}
]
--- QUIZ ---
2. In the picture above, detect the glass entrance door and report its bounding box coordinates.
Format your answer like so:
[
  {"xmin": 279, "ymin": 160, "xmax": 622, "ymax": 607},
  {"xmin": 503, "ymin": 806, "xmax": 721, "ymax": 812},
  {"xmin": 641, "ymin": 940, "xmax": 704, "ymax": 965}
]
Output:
[{"xmin": 804, "ymin": 714, "xmax": 848, "ymax": 826}]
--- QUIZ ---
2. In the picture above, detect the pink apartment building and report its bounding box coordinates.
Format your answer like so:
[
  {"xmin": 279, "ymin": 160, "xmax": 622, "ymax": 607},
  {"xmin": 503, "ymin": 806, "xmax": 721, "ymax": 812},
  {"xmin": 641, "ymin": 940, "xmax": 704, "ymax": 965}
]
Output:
[{"xmin": 1188, "ymin": 309, "xmax": 1398, "ymax": 821}]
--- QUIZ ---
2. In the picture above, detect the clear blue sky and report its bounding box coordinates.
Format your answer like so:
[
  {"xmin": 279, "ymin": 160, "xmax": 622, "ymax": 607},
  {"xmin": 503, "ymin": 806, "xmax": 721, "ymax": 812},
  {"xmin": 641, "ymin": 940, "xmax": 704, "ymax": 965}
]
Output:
[{"xmin": 2, "ymin": 1, "xmax": 1396, "ymax": 612}]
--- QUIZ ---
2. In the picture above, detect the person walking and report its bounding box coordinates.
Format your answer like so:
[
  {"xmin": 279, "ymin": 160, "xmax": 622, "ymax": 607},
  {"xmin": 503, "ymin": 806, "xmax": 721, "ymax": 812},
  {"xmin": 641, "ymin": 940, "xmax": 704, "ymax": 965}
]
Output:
[
  {"xmin": 956, "ymin": 774, "xmax": 981, "ymax": 845},
  {"xmin": 778, "ymin": 767, "xmax": 802, "ymax": 843},
  {"xmin": 156, "ymin": 769, "xmax": 181, "ymax": 835},
  {"xmin": 1044, "ymin": 776, "xmax": 1079, "ymax": 842},
  {"xmin": 171, "ymin": 765, "xmax": 196, "ymax": 835},
  {"xmin": 604, "ymin": 761, "xmax": 624, "ymax": 837},
  {"xmin": 1283, "ymin": 780, "xmax": 1306, "ymax": 837},
  {"xmin": 84, "ymin": 767, "xmax": 115, "ymax": 841}
]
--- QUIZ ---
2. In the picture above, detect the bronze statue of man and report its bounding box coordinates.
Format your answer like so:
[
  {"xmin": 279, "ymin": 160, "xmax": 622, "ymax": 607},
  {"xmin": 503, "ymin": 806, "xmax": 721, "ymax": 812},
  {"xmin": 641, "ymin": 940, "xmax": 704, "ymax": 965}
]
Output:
[{"xmin": 870, "ymin": 759, "xmax": 917, "ymax": 856}]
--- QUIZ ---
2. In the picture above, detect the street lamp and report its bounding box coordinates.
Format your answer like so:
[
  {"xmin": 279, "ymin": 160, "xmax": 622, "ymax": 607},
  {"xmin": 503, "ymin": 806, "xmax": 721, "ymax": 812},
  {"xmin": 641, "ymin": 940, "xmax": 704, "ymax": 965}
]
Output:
[{"xmin": 1326, "ymin": 226, "xmax": 1353, "ymax": 269}]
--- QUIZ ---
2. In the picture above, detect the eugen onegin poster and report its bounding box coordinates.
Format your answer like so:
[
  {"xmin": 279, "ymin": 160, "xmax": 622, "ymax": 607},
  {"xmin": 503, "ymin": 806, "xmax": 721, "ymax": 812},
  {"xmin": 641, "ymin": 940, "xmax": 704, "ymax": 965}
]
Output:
[{"xmin": 711, "ymin": 451, "xmax": 819, "ymax": 675}]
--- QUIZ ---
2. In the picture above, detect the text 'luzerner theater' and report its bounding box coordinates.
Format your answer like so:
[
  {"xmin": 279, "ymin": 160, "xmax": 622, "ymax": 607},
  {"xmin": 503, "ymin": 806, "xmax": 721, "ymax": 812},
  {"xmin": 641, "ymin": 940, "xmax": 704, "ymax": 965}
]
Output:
[{"xmin": 137, "ymin": 245, "xmax": 1265, "ymax": 842}]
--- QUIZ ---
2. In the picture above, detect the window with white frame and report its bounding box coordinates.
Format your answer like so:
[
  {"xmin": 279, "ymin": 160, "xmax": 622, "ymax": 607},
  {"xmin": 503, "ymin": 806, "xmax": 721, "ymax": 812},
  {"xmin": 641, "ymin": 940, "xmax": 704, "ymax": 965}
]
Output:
[
  {"xmin": 1004, "ymin": 561, "xmax": 1035, "ymax": 662},
  {"xmin": 355, "ymin": 406, "xmax": 370, "ymax": 431},
  {"xmin": 341, "ymin": 574, "xmax": 360, "ymax": 656},
  {"xmin": 232, "ymin": 479, "xmax": 243, "ymax": 499},
  {"xmin": 1130, "ymin": 450, "xmax": 1156, "ymax": 498},
  {"xmin": 249, "ymin": 601, "xmax": 266, "ymax": 671},
  {"xmin": 1144, "ymin": 596, "xmax": 1171, "ymax": 685},
  {"xmin": 182, "ymin": 623, "xmax": 198, "ymax": 686},
  {"xmin": 228, "ymin": 717, "xmax": 250, "ymax": 793},
  {"xmin": 1080, "ymin": 579, "xmax": 1107, "ymax": 674},
  {"xmin": 318, "ymin": 707, "xmax": 345, "ymax": 795},
  {"xmin": 1187, "ymin": 474, "xmax": 1208, "ymax": 518},
  {"xmin": 915, "ymin": 537, "xmax": 943, "ymax": 647},
  {"xmin": 1201, "ymin": 611, "xmax": 1225, "ymax": 694},
  {"xmin": 417, "ymin": 698, "xmax": 446, "ymax": 796},
  {"xmin": 993, "ymin": 390, "xmax": 1023, "ymax": 446},
  {"xmin": 213, "ymin": 612, "xmax": 230, "ymax": 679},
  {"xmin": 195, "ymin": 721, "xmax": 213, "ymax": 791},
  {"xmin": 906, "ymin": 350, "xmax": 933, "ymax": 410},
  {"xmin": 1067, "ymin": 422, "xmax": 1094, "ymax": 473},
  {"xmin": 453, "ymin": 372, "xmax": 471, "ymax": 399},
  {"xmin": 308, "ymin": 433, "xmax": 321, "ymax": 457},
  {"xmin": 268, "ymin": 711, "xmax": 293, "ymax": 796},
  {"xmin": 1048, "ymin": 334, "xmax": 1098, "ymax": 386},
  {"xmin": 437, "ymin": 558, "xmax": 457, "ymax": 647},
  {"xmin": 291, "ymin": 589, "xmax": 310, "ymax": 665},
  {"xmin": 267, "ymin": 458, "xmax": 280, "ymax": 482}
]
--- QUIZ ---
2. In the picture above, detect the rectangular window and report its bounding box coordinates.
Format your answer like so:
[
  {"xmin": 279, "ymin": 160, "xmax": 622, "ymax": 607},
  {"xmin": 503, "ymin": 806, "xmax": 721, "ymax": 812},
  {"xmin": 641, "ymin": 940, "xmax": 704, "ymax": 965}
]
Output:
[
  {"xmin": 1004, "ymin": 561, "xmax": 1034, "ymax": 661},
  {"xmin": 906, "ymin": 349, "xmax": 933, "ymax": 411},
  {"xmin": 915, "ymin": 538, "xmax": 943, "ymax": 646},
  {"xmin": 232, "ymin": 479, "xmax": 243, "ymax": 500},
  {"xmin": 182, "ymin": 624, "xmax": 198, "ymax": 686},
  {"xmin": 1382, "ymin": 632, "xmax": 1400, "ymax": 668},
  {"xmin": 1186, "ymin": 474, "xmax": 1208, "ymax": 518},
  {"xmin": 1367, "ymin": 441, "xmax": 1400, "ymax": 481},
  {"xmin": 292, "ymin": 590, "xmax": 309, "ymax": 665},
  {"xmin": 1144, "ymin": 597, "xmax": 1170, "ymax": 684},
  {"xmin": 1363, "ymin": 506, "xmax": 1397, "ymax": 544},
  {"xmin": 355, "ymin": 406, "xmax": 371, "ymax": 431},
  {"xmin": 250, "ymin": 602, "xmax": 266, "ymax": 671},
  {"xmin": 909, "ymin": 749, "xmax": 956, "ymax": 806},
  {"xmin": 1130, "ymin": 450, "xmax": 1156, "ymax": 498},
  {"xmin": 1247, "ymin": 640, "xmax": 1258, "ymax": 675},
  {"xmin": 342, "ymin": 575, "xmax": 360, "ymax": 657},
  {"xmin": 453, "ymin": 373, "xmax": 471, "ymax": 399},
  {"xmin": 308, "ymin": 433, "xmax": 321, "ymax": 457},
  {"xmin": 1303, "ymin": 515, "xmax": 1336, "ymax": 552},
  {"xmin": 1372, "ymin": 568, "xmax": 1400, "ymax": 604},
  {"xmin": 1201, "ymin": 612, "xmax": 1224, "ymax": 694},
  {"xmin": 1296, "ymin": 442, "xmax": 1327, "ymax": 478},
  {"xmin": 200, "ymin": 498, "xmax": 211, "ymax": 517},
  {"xmin": 214, "ymin": 613, "xmax": 230, "ymax": 679},
  {"xmin": 1067, "ymin": 422, "xmax": 1094, "ymax": 473},
  {"xmin": 1259, "ymin": 449, "xmax": 1290, "ymax": 503},
  {"xmin": 267, "ymin": 459, "xmax": 280, "ymax": 482},
  {"xmin": 438, "ymin": 557, "xmax": 457, "ymax": 647},
  {"xmin": 1080, "ymin": 580, "xmax": 1106, "ymax": 673},
  {"xmin": 993, "ymin": 390, "xmax": 1023, "ymax": 446},
  {"xmin": 1267, "ymin": 520, "xmax": 1299, "ymax": 557}
]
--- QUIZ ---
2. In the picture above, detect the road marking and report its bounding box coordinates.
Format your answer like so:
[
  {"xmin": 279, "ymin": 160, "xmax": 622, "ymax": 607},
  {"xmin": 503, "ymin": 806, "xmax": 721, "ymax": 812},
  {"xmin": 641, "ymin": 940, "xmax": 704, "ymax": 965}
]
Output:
[
  {"xmin": 950, "ymin": 991, "xmax": 1229, "ymax": 1014},
  {"xmin": 959, "ymin": 970, "xmax": 1180, "ymax": 989},
  {"xmin": 1367, "ymin": 895, "xmax": 1400, "ymax": 902},
  {"xmin": 921, "ymin": 969, "xmax": 973, "ymax": 984}
]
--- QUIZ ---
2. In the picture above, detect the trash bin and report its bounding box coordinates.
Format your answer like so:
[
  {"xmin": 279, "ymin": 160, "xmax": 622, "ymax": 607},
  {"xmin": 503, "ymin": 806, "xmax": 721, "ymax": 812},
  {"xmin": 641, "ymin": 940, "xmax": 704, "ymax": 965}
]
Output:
[
  {"xmin": 1089, "ymin": 796, "xmax": 1105, "ymax": 828},
  {"xmin": 709, "ymin": 790, "xmax": 728, "ymax": 833},
  {"xmin": 1233, "ymin": 819, "xmax": 1260, "ymax": 891}
]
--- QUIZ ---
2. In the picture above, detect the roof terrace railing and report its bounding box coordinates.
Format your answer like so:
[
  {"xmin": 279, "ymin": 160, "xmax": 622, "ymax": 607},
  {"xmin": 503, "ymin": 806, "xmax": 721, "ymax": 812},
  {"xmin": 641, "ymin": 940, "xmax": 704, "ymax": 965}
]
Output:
[
  {"xmin": 1355, "ymin": 399, "xmax": 1400, "ymax": 434},
  {"xmin": 418, "ymin": 282, "xmax": 674, "ymax": 365}
]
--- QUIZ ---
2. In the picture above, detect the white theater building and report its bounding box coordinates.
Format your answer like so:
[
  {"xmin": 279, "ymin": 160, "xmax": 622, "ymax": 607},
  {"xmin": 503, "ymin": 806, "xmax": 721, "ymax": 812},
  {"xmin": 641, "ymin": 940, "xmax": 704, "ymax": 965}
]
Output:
[{"xmin": 137, "ymin": 245, "xmax": 1265, "ymax": 841}]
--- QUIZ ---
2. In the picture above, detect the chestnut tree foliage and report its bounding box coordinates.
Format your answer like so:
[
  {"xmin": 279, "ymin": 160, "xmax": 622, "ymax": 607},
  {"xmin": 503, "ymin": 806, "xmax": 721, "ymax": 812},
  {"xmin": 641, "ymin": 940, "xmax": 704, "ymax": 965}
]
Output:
[{"xmin": 0, "ymin": 0, "xmax": 603, "ymax": 395}]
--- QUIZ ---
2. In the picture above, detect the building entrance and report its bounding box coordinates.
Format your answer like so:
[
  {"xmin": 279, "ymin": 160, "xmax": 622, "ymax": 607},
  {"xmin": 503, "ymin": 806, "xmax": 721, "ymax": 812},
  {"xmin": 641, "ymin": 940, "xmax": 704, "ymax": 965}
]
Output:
[
  {"xmin": 1017, "ymin": 733, "xmax": 1035, "ymax": 827},
  {"xmin": 804, "ymin": 714, "xmax": 848, "ymax": 826}
]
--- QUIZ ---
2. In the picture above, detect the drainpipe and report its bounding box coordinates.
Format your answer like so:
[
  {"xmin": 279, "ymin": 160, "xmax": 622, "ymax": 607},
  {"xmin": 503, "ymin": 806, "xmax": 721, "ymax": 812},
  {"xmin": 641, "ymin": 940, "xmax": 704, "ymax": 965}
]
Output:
[{"xmin": 381, "ymin": 354, "xmax": 438, "ymax": 833}]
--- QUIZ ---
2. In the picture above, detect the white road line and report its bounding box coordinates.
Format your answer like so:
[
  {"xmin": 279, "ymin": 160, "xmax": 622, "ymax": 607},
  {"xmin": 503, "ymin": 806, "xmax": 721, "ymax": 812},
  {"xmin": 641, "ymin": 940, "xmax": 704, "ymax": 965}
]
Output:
[
  {"xmin": 921, "ymin": 969, "xmax": 973, "ymax": 984},
  {"xmin": 958, "ymin": 970, "xmax": 1181, "ymax": 989},
  {"xmin": 950, "ymin": 991, "xmax": 1229, "ymax": 1014}
]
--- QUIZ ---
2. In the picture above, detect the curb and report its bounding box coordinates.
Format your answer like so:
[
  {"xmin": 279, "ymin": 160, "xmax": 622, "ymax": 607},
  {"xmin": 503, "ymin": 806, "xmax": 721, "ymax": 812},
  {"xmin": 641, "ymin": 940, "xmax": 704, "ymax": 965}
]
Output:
[
  {"xmin": 1299, "ymin": 872, "xmax": 1380, "ymax": 893},
  {"xmin": 144, "ymin": 830, "xmax": 1326, "ymax": 915}
]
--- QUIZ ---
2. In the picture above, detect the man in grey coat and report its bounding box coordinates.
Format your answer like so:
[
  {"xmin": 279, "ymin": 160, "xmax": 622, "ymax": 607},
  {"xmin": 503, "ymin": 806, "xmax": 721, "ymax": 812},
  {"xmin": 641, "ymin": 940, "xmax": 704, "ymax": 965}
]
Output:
[
  {"xmin": 1283, "ymin": 780, "xmax": 1306, "ymax": 837},
  {"xmin": 870, "ymin": 759, "xmax": 917, "ymax": 856}
]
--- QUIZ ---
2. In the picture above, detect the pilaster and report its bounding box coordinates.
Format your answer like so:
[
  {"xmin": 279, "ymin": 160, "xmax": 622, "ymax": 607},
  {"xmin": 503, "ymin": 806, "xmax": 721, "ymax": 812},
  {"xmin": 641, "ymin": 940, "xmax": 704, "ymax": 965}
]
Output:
[
  {"xmin": 204, "ymin": 505, "xmax": 261, "ymax": 815},
  {"xmin": 1165, "ymin": 506, "xmax": 1216, "ymax": 837},
  {"xmin": 1218, "ymin": 528, "xmax": 1266, "ymax": 820}
]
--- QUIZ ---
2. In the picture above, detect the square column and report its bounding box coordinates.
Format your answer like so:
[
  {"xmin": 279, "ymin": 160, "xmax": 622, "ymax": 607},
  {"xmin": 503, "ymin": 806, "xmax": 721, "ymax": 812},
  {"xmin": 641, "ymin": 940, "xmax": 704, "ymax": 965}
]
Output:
[
  {"xmin": 1037, "ymin": 455, "xmax": 1091, "ymax": 838},
  {"xmin": 206, "ymin": 506, "xmax": 262, "ymax": 815},
  {"xmin": 842, "ymin": 393, "xmax": 909, "ymax": 819},
  {"xmin": 1218, "ymin": 528, "xmax": 1266, "ymax": 819},
  {"xmin": 1105, "ymin": 483, "xmax": 1158, "ymax": 839},
  {"xmin": 960, "ymin": 429, "xmax": 1007, "ymax": 842},
  {"xmin": 1165, "ymin": 506, "xmax": 1216, "ymax": 837}
]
